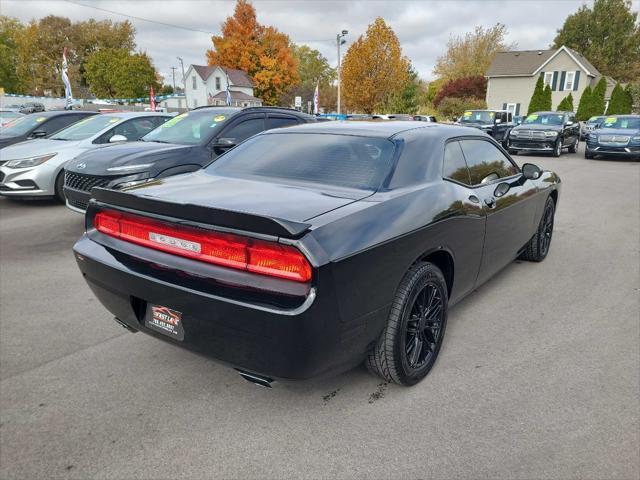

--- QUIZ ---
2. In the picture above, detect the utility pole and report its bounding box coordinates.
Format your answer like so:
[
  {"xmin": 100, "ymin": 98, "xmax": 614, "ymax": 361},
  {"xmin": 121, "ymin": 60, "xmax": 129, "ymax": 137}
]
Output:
[
  {"xmin": 177, "ymin": 56, "xmax": 188, "ymax": 110},
  {"xmin": 336, "ymin": 30, "xmax": 348, "ymax": 115},
  {"xmin": 170, "ymin": 66, "xmax": 177, "ymax": 92}
]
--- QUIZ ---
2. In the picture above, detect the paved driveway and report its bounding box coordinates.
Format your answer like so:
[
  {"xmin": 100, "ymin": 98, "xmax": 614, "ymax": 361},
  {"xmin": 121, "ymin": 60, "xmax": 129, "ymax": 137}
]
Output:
[{"xmin": 1, "ymin": 146, "xmax": 638, "ymax": 479}]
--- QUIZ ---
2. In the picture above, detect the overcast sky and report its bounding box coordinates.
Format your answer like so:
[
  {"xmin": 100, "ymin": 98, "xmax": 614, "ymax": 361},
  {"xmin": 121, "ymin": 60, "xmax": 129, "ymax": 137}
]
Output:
[{"xmin": 4, "ymin": 0, "xmax": 638, "ymax": 85}]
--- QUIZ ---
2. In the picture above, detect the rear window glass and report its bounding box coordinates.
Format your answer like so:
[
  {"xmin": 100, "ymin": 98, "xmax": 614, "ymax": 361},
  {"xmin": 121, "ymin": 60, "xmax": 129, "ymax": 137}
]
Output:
[{"xmin": 207, "ymin": 133, "xmax": 396, "ymax": 190}]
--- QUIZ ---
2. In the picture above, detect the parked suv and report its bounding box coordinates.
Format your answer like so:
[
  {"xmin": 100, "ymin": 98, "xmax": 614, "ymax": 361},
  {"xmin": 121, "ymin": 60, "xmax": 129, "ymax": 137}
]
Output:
[
  {"xmin": 19, "ymin": 102, "xmax": 45, "ymax": 114},
  {"xmin": 64, "ymin": 106, "xmax": 316, "ymax": 212},
  {"xmin": 580, "ymin": 115, "xmax": 605, "ymax": 140},
  {"xmin": 508, "ymin": 111, "xmax": 580, "ymax": 157},
  {"xmin": 457, "ymin": 110, "xmax": 514, "ymax": 146},
  {"xmin": 585, "ymin": 115, "xmax": 640, "ymax": 160}
]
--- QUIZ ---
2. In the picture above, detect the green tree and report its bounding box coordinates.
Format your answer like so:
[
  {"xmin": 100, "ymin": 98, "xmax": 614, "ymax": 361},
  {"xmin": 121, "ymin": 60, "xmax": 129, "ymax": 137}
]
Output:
[
  {"xmin": 623, "ymin": 84, "xmax": 635, "ymax": 112},
  {"xmin": 605, "ymin": 82, "xmax": 633, "ymax": 114},
  {"xmin": 527, "ymin": 76, "xmax": 545, "ymax": 114},
  {"xmin": 280, "ymin": 44, "xmax": 335, "ymax": 108},
  {"xmin": 542, "ymin": 84, "xmax": 553, "ymax": 110},
  {"xmin": 84, "ymin": 48, "xmax": 158, "ymax": 98},
  {"xmin": 553, "ymin": 0, "xmax": 640, "ymax": 82},
  {"xmin": 437, "ymin": 96, "xmax": 486, "ymax": 120},
  {"xmin": 159, "ymin": 84, "xmax": 174, "ymax": 95},
  {"xmin": 383, "ymin": 64, "xmax": 421, "ymax": 114},
  {"xmin": 557, "ymin": 93, "xmax": 574, "ymax": 111},
  {"xmin": 591, "ymin": 77, "xmax": 607, "ymax": 116},
  {"xmin": 0, "ymin": 16, "xmax": 24, "ymax": 92},
  {"xmin": 576, "ymin": 85, "xmax": 592, "ymax": 120}
]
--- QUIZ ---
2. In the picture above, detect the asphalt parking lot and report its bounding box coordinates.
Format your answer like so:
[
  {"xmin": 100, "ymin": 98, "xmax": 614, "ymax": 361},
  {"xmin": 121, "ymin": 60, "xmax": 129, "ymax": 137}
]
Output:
[{"xmin": 0, "ymin": 145, "xmax": 638, "ymax": 480}]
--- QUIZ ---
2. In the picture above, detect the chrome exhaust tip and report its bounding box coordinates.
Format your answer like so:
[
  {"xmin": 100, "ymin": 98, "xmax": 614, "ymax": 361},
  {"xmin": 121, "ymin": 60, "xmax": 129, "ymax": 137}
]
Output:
[
  {"xmin": 113, "ymin": 317, "xmax": 138, "ymax": 333},
  {"xmin": 236, "ymin": 369, "xmax": 274, "ymax": 388}
]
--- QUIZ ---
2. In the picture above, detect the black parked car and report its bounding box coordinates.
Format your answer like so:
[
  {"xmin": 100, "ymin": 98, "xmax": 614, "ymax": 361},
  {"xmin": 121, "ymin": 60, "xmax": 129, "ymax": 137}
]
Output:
[
  {"xmin": 585, "ymin": 115, "xmax": 640, "ymax": 160},
  {"xmin": 508, "ymin": 111, "xmax": 580, "ymax": 157},
  {"xmin": 0, "ymin": 111, "xmax": 98, "ymax": 149},
  {"xmin": 414, "ymin": 115, "xmax": 437, "ymax": 122},
  {"xmin": 73, "ymin": 121, "xmax": 561, "ymax": 386},
  {"xmin": 19, "ymin": 102, "xmax": 45, "ymax": 114},
  {"xmin": 64, "ymin": 106, "xmax": 316, "ymax": 212},
  {"xmin": 457, "ymin": 110, "xmax": 514, "ymax": 146}
]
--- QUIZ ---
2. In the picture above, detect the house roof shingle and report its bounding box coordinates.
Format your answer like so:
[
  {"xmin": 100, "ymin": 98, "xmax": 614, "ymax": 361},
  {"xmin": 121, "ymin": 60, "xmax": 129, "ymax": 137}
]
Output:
[
  {"xmin": 191, "ymin": 65, "xmax": 253, "ymax": 87},
  {"xmin": 486, "ymin": 46, "xmax": 601, "ymax": 77},
  {"xmin": 209, "ymin": 90, "xmax": 261, "ymax": 101}
]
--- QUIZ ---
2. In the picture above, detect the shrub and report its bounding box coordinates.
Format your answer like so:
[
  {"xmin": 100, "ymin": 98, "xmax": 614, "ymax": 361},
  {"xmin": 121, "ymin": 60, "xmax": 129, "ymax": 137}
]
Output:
[
  {"xmin": 437, "ymin": 96, "xmax": 487, "ymax": 120},
  {"xmin": 557, "ymin": 93, "xmax": 574, "ymax": 111},
  {"xmin": 433, "ymin": 75, "xmax": 487, "ymax": 107},
  {"xmin": 576, "ymin": 86, "xmax": 592, "ymax": 121},
  {"xmin": 527, "ymin": 76, "xmax": 545, "ymax": 114}
]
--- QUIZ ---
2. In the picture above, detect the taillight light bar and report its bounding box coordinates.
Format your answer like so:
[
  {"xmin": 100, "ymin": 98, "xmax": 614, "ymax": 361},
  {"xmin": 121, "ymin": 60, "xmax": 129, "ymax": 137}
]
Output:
[{"xmin": 93, "ymin": 209, "xmax": 312, "ymax": 283}]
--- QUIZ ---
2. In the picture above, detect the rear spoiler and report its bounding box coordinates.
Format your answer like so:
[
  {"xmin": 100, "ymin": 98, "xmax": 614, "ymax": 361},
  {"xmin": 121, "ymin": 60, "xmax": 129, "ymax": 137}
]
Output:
[{"xmin": 89, "ymin": 188, "xmax": 311, "ymax": 239}]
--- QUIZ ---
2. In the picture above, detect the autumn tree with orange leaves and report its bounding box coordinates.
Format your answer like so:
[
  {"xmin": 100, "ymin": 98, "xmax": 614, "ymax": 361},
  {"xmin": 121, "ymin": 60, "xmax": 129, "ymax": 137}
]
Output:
[
  {"xmin": 206, "ymin": 0, "xmax": 299, "ymax": 105},
  {"xmin": 341, "ymin": 17, "xmax": 409, "ymax": 114}
]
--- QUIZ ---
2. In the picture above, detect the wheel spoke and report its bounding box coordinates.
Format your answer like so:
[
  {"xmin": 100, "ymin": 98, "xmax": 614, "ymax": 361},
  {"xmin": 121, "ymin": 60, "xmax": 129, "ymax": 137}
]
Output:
[{"xmin": 408, "ymin": 336, "xmax": 423, "ymax": 366}]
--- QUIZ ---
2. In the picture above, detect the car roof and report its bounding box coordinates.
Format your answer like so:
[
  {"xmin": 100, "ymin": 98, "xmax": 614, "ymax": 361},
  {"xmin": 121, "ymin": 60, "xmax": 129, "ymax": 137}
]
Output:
[
  {"xmin": 602, "ymin": 114, "xmax": 639, "ymax": 118},
  {"xmin": 96, "ymin": 111, "xmax": 172, "ymax": 118},
  {"xmin": 190, "ymin": 105, "xmax": 314, "ymax": 118},
  {"xmin": 22, "ymin": 110, "xmax": 96, "ymax": 118},
  {"xmin": 260, "ymin": 120, "xmax": 484, "ymax": 140},
  {"xmin": 531, "ymin": 111, "xmax": 571, "ymax": 115}
]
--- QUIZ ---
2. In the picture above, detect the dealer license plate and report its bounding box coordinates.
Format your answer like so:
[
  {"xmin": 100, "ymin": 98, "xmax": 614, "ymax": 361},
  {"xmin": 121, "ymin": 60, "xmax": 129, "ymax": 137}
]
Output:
[{"xmin": 145, "ymin": 304, "xmax": 184, "ymax": 341}]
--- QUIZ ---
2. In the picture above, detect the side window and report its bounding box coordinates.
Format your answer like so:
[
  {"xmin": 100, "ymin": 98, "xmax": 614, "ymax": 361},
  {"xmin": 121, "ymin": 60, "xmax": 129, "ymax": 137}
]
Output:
[
  {"xmin": 222, "ymin": 117, "xmax": 265, "ymax": 143},
  {"xmin": 459, "ymin": 139, "xmax": 519, "ymax": 185},
  {"xmin": 39, "ymin": 115, "xmax": 79, "ymax": 136},
  {"xmin": 113, "ymin": 118, "xmax": 161, "ymax": 140},
  {"xmin": 267, "ymin": 116, "xmax": 299, "ymax": 130},
  {"xmin": 443, "ymin": 141, "xmax": 471, "ymax": 185}
]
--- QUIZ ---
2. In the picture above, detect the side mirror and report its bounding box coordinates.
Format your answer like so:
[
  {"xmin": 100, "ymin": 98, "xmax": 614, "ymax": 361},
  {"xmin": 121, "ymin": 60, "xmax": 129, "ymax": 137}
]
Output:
[
  {"xmin": 213, "ymin": 137, "xmax": 237, "ymax": 148},
  {"xmin": 565, "ymin": 121, "xmax": 573, "ymax": 126},
  {"xmin": 31, "ymin": 130, "xmax": 47, "ymax": 138},
  {"xmin": 109, "ymin": 134, "xmax": 128, "ymax": 143},
  {"xmin": 522, "ymin": 163, "xmax": 542, "ymax": 180}
]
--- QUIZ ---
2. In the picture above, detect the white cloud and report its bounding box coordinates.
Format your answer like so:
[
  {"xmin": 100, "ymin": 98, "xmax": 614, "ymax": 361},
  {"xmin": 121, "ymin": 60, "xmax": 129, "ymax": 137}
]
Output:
[{"xmin": 4, "ymin": 0, "xmax": 638, "ymax": 85}]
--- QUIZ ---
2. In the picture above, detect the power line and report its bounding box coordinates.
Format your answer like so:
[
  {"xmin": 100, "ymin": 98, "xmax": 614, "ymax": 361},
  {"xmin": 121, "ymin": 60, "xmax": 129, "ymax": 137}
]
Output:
[{"xmin": 64, "ymin": 0, "xmax": 215, "ymax": 34}]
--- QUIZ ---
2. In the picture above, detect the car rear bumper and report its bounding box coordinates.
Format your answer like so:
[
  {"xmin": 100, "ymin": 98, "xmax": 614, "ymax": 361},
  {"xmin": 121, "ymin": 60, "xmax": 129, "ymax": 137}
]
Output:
[{"xmin": 73, "ymin": 234, "xmax": 378, "ymax": 380}]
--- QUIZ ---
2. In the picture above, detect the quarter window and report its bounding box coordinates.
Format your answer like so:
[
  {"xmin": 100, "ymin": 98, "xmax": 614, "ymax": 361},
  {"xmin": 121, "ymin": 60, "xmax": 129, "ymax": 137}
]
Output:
[
  {"xmin": 443, "ymin": 141, "xmax": 471, "ymax": 185},
  {"xmin": 459, "ymin": 139, "xmax": 519, "ymax": 185}
]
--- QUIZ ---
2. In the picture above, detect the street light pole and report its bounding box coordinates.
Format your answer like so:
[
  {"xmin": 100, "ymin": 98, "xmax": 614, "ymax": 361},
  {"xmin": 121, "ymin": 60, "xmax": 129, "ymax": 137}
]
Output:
[
  {"xmin": 177, "ymin": 56, "xmax": 188, "ymax": 110},
  {"xmin": 170, "ymin": 66, "xmax": 177, "ymax": 92},
  {"xmin": 336, "ymin": 30, "xmax": 348, "ymax": 115}
]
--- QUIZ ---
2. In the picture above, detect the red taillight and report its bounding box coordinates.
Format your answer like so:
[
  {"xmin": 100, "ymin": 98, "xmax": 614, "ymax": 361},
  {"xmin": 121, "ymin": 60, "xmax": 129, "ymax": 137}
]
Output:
[{"xmin": 94, "ymin": 210, "xmax": 312, "ymax": 283}]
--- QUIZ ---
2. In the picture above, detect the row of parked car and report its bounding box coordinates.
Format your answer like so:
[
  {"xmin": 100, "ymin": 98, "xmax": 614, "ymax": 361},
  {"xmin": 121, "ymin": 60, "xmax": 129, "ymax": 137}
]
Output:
[
  {"xmin": 456, "ymin": 109, "xmax": 640, "ymax": 160},
  {"xmin": 0, "ymin": 106, "xmax": 638, "ymax": 209}
]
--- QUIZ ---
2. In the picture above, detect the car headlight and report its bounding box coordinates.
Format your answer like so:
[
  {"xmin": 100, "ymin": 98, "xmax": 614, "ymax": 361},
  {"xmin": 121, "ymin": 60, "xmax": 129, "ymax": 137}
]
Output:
[
  {"xmin": 111, "ymin": 172, "xmax": 151, "ymax": 190},
  {"xmin": 4, "ymin": 153, "xmax": 57, "ymax": 169},
  {"xmin": 632, "ymin": 136, "xmax": 640, "ymax": 142},
  {"xmin": 510, "ymin": 130, "xmax": 519, "ymax": 137},
  {"xmin": 544, "ymin": 131, "xmax": 558, "ymax": 137}
]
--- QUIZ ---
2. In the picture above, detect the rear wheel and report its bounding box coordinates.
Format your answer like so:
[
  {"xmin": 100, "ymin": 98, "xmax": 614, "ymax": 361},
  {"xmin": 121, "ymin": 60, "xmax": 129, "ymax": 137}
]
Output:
[
  {"xmin": 54, "ymin": 171, "xmax": 65, "ymax": 203},
  {"xmin": 520, "ymin": 196, "xmax": 555, "ymax": 262},
  {"xmin": 366, "ymin": 262, "xmax": 448, "ymax": 386}
]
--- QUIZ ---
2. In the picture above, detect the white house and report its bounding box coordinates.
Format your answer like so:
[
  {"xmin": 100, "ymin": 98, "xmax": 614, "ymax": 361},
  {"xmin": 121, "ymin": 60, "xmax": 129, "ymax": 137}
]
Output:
[{"xmin": 183, "ymin": 65, "xmax": 262, "ymax": 109}]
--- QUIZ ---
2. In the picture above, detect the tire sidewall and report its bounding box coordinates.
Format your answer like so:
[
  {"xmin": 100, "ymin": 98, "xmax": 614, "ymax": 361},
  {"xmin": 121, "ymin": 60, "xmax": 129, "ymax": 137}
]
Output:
[
  {"xmin": 537, "ymin": 197, "xmax": 555, "ymax": 259},
  {"xmin": 394, "ymin": 266, "xmax": 448, "ymax": 386}
]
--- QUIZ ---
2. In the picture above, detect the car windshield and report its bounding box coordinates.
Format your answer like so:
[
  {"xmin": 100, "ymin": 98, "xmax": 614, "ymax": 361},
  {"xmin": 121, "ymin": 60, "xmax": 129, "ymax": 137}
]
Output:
[
  {"xmin": 207, "ymin": 132, "xmax": 396, "ymax": 190},
  {"xmin": 523, "ymin": 113, "xmax": 564, "ymax": 125},
  {"xmin": 587, "ymin": 116, "xmax": 604, "ymax": 124},
  {"xmin": 1, "ymin": 114, "xmax": 48, "ymax": 135},
  {"xmin": 460, "ymin": 111, "xmax": 494, "ymax": 124},
  {"xmin": 142, "ymin": 109, "xmax": 238, "ymax": 145},
  {"xmin": 601, "ymin": 116, "xmax": 640, "ymax": 129},
  {"xmin": 50, "ymin": 115, "xmax": 120, "ymax": 141}
]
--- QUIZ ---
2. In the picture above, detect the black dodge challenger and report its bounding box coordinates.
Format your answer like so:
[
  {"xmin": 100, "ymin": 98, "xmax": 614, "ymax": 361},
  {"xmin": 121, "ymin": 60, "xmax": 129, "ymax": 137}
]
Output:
[{"xmin": 73, "ymin": 122, "xmax": 560, "ymax": 386}]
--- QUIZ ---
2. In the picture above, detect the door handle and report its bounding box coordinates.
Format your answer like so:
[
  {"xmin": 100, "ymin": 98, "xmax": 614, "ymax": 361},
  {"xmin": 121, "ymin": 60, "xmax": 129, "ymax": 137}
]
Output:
[{"xmin": 484, "ymin": 197, "xmax": 496, "ymax": 208}]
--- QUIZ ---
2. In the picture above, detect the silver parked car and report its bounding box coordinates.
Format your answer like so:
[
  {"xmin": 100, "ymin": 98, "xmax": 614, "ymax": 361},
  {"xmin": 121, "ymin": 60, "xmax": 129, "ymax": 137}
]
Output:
[
  {"xmin": 0, "ymin": 112, "xmax": 171, "ymax": 202},
  {"xmin": 580, "ymin": 116, "xmax": 605, "ymax": 140}
]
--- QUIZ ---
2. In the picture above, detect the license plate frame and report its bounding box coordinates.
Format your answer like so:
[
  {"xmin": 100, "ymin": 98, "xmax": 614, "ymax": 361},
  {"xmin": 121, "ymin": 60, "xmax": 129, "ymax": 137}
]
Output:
[{"xmin": 144, "ymin": 304, "xmax": 185, "ymax": 341}]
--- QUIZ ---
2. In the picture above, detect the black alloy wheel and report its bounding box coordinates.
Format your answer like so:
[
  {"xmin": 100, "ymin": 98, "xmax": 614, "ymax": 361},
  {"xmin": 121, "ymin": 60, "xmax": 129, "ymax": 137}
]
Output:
[
  {"xmin": 520, "ymin": 196, "xmax": 555, "ymax": 262},
  {"xmin": 366, "ymin": 262, "xmax": 448, "ymax": 386}
]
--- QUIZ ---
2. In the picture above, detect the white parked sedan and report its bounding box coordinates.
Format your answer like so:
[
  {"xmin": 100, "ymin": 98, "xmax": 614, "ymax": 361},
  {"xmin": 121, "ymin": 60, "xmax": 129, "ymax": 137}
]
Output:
[{"xmin": 0, "ymin": 112, "xmax": 171, "ymax": 202}]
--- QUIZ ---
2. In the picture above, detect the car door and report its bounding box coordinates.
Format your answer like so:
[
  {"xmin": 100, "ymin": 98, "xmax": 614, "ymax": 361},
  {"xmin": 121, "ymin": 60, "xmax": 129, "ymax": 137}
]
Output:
[
  {"xmin": 459, "ymin": 138, "xmax": 539, "ymax": 285},
  {"xmin": 211, "ymin": 113, "xmax": 265, "ymax": 157}
]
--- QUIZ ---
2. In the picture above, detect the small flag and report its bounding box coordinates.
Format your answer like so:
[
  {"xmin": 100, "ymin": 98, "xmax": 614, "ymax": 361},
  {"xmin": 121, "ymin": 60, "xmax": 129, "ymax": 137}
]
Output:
[
  {"xmin": 150, "ymin": 85, "xmax": 156, "ymax": 111},
  {"xmin": 225, "ymin": 71, "xmax": 233, "ymax": 106},
  {"xmin": 313, "ymin": 81, "xmax": 320, "ymax": 114},
  {"xmin": 61, "ymin": 47, "xmax": 73, "ymax": 108}
]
